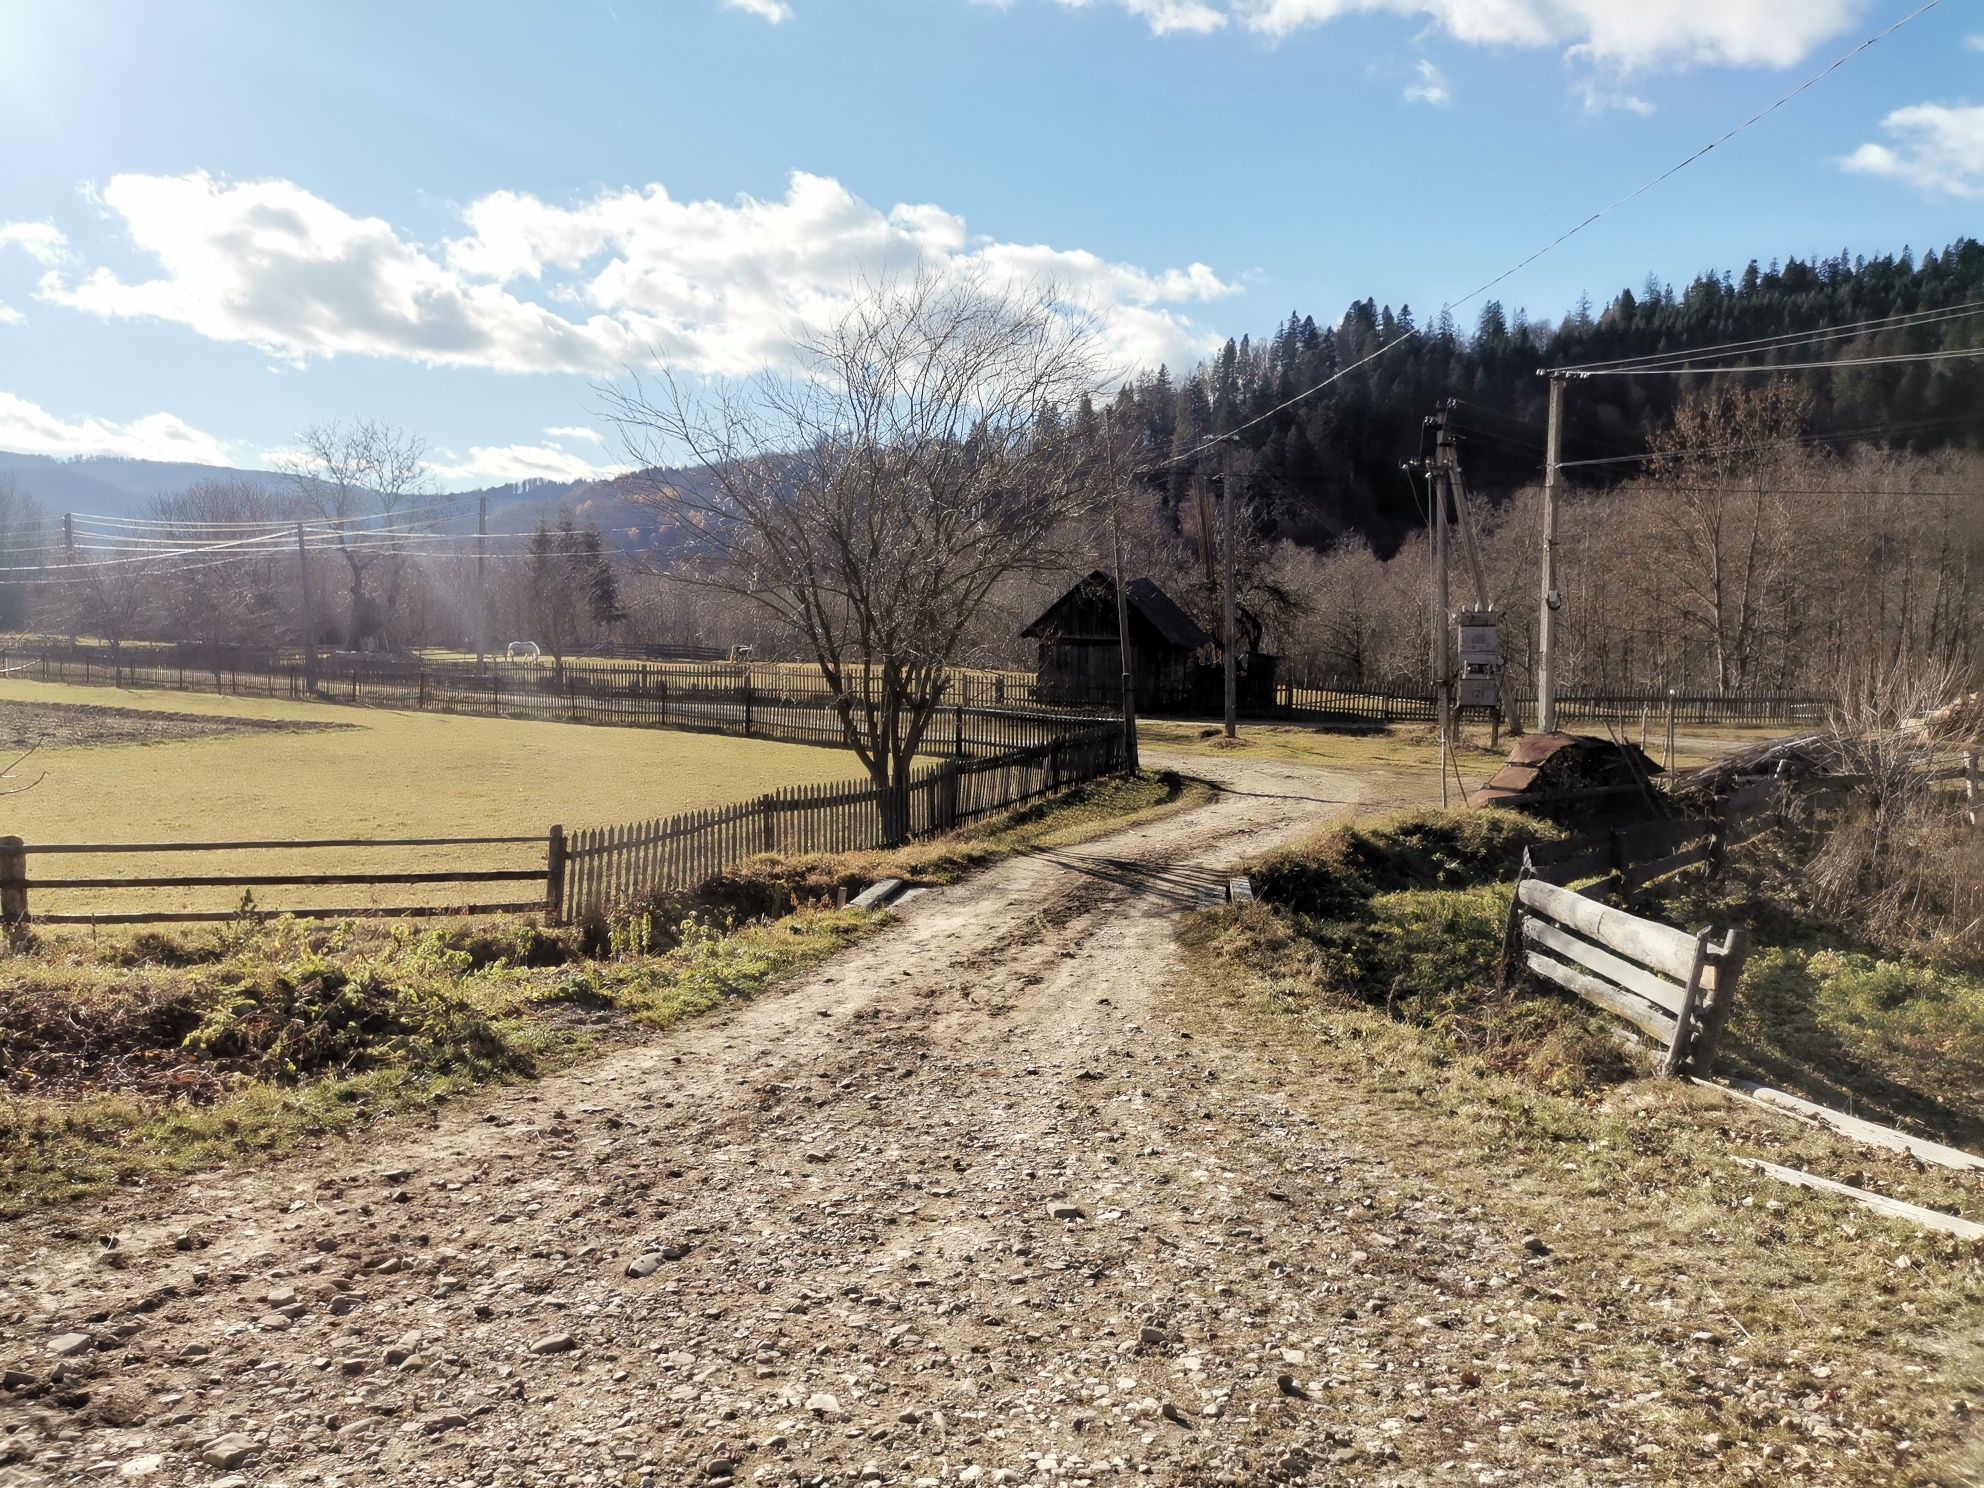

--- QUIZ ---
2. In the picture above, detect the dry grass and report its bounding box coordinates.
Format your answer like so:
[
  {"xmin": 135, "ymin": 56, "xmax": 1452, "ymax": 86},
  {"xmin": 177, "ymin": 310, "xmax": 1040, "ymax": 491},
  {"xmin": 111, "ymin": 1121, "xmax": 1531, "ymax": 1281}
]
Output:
[{"xmin": 1179, "ymin": 899, "xmax": 1984, "ymax": 1486}]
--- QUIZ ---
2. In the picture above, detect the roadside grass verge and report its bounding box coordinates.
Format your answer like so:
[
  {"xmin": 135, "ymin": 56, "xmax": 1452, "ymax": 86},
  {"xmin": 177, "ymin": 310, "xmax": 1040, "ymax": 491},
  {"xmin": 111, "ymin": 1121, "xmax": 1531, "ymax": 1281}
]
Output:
[
  {"xmin": 1178, "ymin": 809, "xmax": 1984, "ymax": 1485},
  {"xmin": 1649, "ymin": 829, "xmax": 1984, "ymax": 1153},
  {"xmin": 0, "ymin": 767, "xmax": 1198, "ymax": 1217}
]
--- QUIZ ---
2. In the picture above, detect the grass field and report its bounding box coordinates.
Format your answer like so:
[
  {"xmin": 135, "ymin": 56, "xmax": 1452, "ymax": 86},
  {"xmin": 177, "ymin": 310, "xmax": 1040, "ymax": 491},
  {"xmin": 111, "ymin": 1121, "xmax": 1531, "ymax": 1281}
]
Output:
[{"xmin": 0, "ymin": 678, "xmax": 873, "ymax": 918}]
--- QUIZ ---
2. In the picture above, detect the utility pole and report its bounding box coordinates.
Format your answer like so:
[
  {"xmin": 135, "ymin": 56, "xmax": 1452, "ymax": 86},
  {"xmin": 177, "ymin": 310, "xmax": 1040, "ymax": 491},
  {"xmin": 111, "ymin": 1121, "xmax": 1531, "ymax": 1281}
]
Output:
[
  {"xmin": 474, "ymin": 494, "xmax": 489, "ymax": 673},
  {"xmin": 1221, "ymin": 441, "xmax": 1238, "ymax": 740},
  {"xmin": 1538, "ymin": 374, "xmax": 1565, "ymax": 734},
  {"xmin": 1101, "ymin": 409, "xmax": 1139, "ymax": 771},
  {"xmin": 296, "ymin": 522, "xmax": 318, "ymax": 690},
  {"xmin": 1431, "ymin": 422, "xmax": 1451, "ymax": 806}
]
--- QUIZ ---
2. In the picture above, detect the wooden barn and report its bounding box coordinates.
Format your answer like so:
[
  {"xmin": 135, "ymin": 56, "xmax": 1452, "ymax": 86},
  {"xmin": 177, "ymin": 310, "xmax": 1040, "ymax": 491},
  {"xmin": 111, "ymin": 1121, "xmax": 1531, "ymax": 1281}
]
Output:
[{"xmin": 1021, "ymin": 572, "xmax": 1212, "ymax": 710}]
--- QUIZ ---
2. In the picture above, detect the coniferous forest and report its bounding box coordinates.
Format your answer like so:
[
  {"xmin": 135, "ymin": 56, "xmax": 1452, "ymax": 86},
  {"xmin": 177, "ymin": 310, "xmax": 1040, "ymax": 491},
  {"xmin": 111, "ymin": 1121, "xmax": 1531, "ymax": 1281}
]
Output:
[{"xmin": 1103, "ymin": 238, "xmax": 1984, "ymax": 556}]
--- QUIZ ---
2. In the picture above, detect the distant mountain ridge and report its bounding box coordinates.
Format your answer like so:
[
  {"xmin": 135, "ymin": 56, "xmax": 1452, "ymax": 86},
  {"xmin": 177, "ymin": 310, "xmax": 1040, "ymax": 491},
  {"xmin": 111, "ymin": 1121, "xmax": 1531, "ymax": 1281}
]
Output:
[{"xmin": 0, "ymin": 451, "xmax": 674, "ymax": 553}]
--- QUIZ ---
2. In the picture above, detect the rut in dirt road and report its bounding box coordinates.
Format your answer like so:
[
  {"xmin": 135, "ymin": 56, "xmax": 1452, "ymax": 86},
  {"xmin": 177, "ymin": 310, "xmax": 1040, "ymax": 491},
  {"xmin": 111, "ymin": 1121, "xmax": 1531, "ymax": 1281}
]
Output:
[{"xmin": 2, "ymin": 756, "xmax": 1552, "ymax": 1488}]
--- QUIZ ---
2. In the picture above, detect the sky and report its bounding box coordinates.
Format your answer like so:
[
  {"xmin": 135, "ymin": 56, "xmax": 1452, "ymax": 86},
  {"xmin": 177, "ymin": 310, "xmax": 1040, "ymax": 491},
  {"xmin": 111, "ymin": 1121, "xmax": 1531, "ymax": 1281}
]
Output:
[{"xmin": 0, "ymin": 0, "xmax": 1978, "ymax": 491}]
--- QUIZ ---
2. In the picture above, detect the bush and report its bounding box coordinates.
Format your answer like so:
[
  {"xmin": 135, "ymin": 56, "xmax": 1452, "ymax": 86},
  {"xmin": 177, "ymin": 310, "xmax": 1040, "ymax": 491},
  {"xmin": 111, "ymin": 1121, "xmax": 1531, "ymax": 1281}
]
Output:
[{"xmin": 185, "ymin": 950, "xmax": 525, "ymax": 1084}]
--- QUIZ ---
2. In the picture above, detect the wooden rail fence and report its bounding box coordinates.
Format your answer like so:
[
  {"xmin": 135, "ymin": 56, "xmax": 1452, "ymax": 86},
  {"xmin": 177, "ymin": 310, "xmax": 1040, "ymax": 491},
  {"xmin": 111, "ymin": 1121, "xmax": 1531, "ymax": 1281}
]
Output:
[
  {"xmin": 0, "ymin": 832, "xmax": 554, "ymax": 927},
  {"xmin": 0, "ymin": 724, "xmax": 1127, "ymax": 929},
  {"xmin": 0, "ymin": 648, "xmax": 1112, "ymax": 755},
  {"xmin": 3, "ymin": 645, "xmax": 1829, "ymax": 729}
]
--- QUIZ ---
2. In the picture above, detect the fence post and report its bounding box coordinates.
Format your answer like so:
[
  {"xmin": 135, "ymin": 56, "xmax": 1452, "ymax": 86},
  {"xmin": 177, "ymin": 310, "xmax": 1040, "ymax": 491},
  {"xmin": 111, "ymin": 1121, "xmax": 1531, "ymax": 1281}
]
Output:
[
  {"xmin": 940, "ymin": 762, "xmax": 961, "ymax": 830},
  {"xmin": 742, "ymin": 675, "xmax": 754, "ymax": 737},
  {"xmin": 954, "ymin": 704, "xmax": 965, "ymax": 758},
  {"xmin": 760, "ymin": 792, "xmax": 778, "ymax": 854},
  {"xmin": 544, "ymin": 825, "xmax": 568, "ymax": 923},
  {"xmin": 0, "ymin": 836, "xmax": 25, "ymax": 928},
  {"xmin": 1689, "ymin": 928, "xmax": 1750, "ymax": 1076},
  {"xmin": 418, "ymin": 669, "xmax": 428, "ymax": 710}
]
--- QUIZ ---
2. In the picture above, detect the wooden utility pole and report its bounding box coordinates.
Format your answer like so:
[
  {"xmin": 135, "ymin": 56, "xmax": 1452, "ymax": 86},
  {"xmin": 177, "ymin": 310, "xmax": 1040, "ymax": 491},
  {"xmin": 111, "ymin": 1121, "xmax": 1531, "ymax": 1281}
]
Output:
[
  {"xmin": 295, "ymin": 522, "xmax": 318, "ymax": 690},
  {"xmin": 1221, "ymin": 442, "xmax": 1238, "ymax": 740},
  {"xmin": 474, "ymin": 494, "xmax": 489, "ymax": 672},
  {"xmin": 1101, "ymin": 409, "xmax": 1139, "ymax": 771},
  {"xmin": 1538, "ymin": 375, "xmax": 1565, "ymax": 734},
  {"xmin": 1431, "ymin": 415, "xmax": 1452, "ymax": 806}
]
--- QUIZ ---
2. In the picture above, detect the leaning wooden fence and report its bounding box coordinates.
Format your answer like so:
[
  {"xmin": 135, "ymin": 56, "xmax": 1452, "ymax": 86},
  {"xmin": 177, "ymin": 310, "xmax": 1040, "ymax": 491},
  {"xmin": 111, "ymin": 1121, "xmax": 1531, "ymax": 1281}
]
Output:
[
  {"xmin": 0, "ymin": 832, "xmax": 554, "ymax": 927},
  {"xmin": 559, "ymin": 726, "xmax": 1124, "ymax": 921},
  {"xmin": 1500, "ymin": 872, "xmax": 1749, "ymax": 1076}
]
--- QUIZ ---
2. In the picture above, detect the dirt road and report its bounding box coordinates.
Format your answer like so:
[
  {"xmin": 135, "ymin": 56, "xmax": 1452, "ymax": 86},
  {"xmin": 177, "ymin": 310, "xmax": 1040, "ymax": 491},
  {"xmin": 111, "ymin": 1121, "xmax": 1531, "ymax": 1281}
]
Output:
[{"xmin": 0, "ymin": 754, "xmax": 1568, "ymax": 1488}]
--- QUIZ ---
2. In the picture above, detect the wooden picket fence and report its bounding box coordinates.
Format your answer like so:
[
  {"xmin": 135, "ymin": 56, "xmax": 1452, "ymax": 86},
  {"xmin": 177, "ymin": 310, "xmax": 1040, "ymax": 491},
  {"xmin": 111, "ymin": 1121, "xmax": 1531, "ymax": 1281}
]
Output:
[{"xmin": 558, "ymin": 725, "xmax": 1124, "ymax": 921}]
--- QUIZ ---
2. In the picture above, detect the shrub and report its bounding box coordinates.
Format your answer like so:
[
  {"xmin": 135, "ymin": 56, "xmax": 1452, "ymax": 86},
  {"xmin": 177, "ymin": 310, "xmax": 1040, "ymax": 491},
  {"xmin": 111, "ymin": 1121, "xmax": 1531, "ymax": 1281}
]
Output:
[{"xmin": 184, "ymin": 951, "xmax": 525, "ymax": 1085}]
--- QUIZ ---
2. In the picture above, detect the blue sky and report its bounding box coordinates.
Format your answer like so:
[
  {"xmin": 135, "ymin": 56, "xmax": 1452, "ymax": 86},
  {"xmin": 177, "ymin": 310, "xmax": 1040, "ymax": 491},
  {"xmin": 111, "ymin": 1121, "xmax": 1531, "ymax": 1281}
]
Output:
[{"xmin": 0, "ymin": 0, "xmax": 1978, "ymax": 489}]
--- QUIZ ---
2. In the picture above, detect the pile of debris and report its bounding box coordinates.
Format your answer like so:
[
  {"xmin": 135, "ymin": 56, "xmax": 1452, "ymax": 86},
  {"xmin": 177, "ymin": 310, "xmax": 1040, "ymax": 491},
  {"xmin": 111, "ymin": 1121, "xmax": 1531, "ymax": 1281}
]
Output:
[{"xmin": 1470, "ymin": 732, "xmax": 1664, "ymax": 814}]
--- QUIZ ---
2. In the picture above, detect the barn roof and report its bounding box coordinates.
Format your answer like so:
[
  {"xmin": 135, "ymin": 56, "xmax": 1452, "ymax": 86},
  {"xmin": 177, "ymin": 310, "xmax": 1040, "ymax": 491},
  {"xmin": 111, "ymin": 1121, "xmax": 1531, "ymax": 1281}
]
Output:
[{"xmin": 1020, "ymin": 571, "xmax": 1212, "ymax": 650}]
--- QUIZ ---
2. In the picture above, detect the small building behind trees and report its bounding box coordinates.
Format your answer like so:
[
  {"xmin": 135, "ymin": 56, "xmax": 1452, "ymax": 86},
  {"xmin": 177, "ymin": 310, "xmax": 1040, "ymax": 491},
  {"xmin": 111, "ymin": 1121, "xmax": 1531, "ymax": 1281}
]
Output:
[{"xmin": 1021, "ymin": 572, "xmax": 1212, "ymax": 710}]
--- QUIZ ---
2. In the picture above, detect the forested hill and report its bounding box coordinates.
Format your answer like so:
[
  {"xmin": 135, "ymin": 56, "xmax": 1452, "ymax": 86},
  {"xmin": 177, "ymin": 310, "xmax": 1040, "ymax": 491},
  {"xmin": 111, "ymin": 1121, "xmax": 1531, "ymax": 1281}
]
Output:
[{"xmin": 1110, "ymin": 238, "xmax": 1984, "ymax": 557}]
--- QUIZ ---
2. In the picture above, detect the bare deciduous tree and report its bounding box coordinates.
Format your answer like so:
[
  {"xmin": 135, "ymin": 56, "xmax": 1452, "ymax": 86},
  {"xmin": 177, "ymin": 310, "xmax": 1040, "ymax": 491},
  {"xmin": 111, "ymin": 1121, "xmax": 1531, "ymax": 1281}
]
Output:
[
  {"xmin": 281, "ymin": 420, "xmax": 434, "ymax": 652},
  {"xmin": 604, "ymin": 272, "xmax": 1106, "ymax": 840}
]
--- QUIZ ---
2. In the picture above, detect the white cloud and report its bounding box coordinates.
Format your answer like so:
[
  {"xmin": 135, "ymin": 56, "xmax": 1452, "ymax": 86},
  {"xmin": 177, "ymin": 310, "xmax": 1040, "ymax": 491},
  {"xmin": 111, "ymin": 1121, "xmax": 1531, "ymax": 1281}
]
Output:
[
  {"xmin": 0, "ymin": 303, "xmax": 24, "ymax": 327},
  {"xmin": 1404, "ymin": 58, "xmax": 1449, "ymax": 104},
  {"xmin": 1198, "ymin": 0, "xmax": 1864, "ymax": 67},
  {"xmin": 1052, "ymin": 0, "xmax": 1227, "ymax": 33},
  {"xmin": 0, "ymin": 391, "xmax": 235, "ymax": 464},
  {"xmin": 33, "ymin": 169, "xmax": 1234, "ymax": 379},
  {"xmin": 0, "ymin": 221, "xmax": 70, "ymax": 266},
  {"xmin": 545, "ymin": 425, "xmax": 605, "ymax": 444},
  {"xmin": 1842, "ymin": 103, "xmax": 1984, "ymax": 199},
  {"xmin": 1966, "ymin": 33, "xmax": 1983, "ymax": 51},
  {"xmin": 723, "ymin": 0, "xmax": 793, "ymax": 20},
  {"xmin": 934, "ymin": 0, "xmax": 1871, "ymax": 71},
  {"xmin": 425, "ymin": 442, "xmax": 626, "ymax": 488}
]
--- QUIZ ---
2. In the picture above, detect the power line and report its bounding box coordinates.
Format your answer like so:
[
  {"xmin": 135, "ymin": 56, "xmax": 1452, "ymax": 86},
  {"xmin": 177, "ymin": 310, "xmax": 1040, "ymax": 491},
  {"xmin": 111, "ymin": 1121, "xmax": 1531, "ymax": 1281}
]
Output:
[
  {"xmin": 1556, "ymin": 300, "xmax": 1984, "ymax": 374},
  {"xmin": 1138, "ymin": 0, "xmax": 1944, "ymax": 475},
  {"xmin": 1570, "ymin": 346, "xmax": 1984, "ymax": 379},
  {"xmin": 1553, "ymin": 413, "xmax": 1983, "ymax": 471}
]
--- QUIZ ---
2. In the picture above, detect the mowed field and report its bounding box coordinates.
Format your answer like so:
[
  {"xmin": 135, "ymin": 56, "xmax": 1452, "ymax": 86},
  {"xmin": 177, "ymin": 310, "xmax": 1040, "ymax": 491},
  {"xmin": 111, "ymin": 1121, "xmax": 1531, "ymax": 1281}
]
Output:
[{"xmin": 0, "ymin": 678, "xmax": 870, "ymax": 920}]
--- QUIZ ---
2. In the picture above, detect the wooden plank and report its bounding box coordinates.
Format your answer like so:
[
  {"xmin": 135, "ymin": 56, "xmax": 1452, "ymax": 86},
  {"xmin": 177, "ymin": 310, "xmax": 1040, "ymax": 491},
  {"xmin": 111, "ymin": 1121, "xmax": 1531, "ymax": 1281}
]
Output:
[
  {"xmin": 1228, "ymin": 877, "xmax": 1254, "ymax": 904},
  {"xmin": 32, "ymin": 901, "xmax": 544, "ymax": 925},
  {"xmin": 22, "ymin": 868, "xmax": 545, "ymax": 890},
  {"xmin": 1703, "ymin": 1079, "xmax": 1984, "ymax": 1172},
  {"xmin": 1519, "ymin": 877, "xmax": 1699, "ymax": 982},
  {"xmin": 1524, "ymin": 949, "xmax": 1679, "ymax": 1044},
  {"xmin": 1621, "ymin": 842, "xmax": 1715, "ymax": 893},
  {"xmin": 1660, "ymin": 928, "xmax": 1713, "ymax": 1078},
  {"xmin": 1521, "ymin": 917, "xmax": 1689, "ymax": 1015},
  {"xmin": 1741, "ymin": 1159, "xmax": 1984, "ymax": 1239},
  {"xmin": 25, "ymin": 834, "xmax": 546, "ymax": 854}
]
